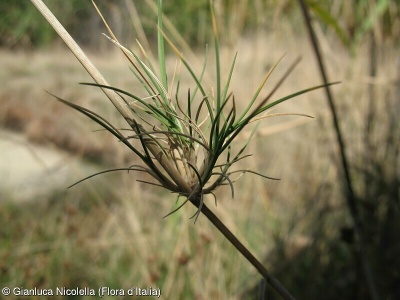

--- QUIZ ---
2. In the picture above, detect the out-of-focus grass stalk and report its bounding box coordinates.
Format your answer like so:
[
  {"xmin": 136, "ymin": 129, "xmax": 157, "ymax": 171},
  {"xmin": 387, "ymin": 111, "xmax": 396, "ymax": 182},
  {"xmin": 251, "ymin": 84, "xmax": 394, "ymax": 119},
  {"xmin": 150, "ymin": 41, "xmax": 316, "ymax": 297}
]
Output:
[{"xmin": 297, "ymin": 1, "xmax": 380, "ymax": 300}]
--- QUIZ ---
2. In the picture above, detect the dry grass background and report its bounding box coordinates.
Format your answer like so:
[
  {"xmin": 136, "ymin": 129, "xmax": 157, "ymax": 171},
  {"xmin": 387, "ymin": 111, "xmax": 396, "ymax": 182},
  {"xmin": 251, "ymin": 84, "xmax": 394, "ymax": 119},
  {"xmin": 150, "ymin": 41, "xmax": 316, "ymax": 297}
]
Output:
[{"xmin": 0, "ymin": 20, "xmax": 399, "ymax": 299}]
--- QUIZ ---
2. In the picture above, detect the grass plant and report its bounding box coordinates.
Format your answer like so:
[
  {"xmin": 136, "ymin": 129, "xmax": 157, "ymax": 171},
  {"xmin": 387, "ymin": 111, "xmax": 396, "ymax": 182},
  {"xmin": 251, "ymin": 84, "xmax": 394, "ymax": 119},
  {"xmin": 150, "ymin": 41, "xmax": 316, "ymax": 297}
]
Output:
[{"xmin": 28, "ymin": 0, "xmax": 341, "ymax": 298}]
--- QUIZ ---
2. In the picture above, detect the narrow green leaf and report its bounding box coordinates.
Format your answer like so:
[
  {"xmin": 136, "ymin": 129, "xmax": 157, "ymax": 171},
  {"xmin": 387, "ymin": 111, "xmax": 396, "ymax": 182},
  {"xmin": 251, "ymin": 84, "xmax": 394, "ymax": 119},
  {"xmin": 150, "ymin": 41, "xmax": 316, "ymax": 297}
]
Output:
[
  {"xmin": 158, "ymin": 0, "xmax": 167, "ymax": 88},
  {"xmin": 189, "ymin": 44, "xmax": 209, "ymax": 103},
  {"xmin": 80, "ymin": 83, "xmax": 177, "ymax": 131},
  {"xmin": 210, "ymin": 0, "xmax": 221, "ymax": 141},
  {"xmin": 221, "ymin": 52, "xmax": 238, "ymax": 107},
  {"xmin": 251, "ymin": 81, "xmax": 341, "ymax": 117},
  {"xmin": 162, "ymin": 31, "xmax": 207, "ymax": 99},
  {"xmin": 236, "ymin": 55, "xmax": 285, "ymax": 123}
]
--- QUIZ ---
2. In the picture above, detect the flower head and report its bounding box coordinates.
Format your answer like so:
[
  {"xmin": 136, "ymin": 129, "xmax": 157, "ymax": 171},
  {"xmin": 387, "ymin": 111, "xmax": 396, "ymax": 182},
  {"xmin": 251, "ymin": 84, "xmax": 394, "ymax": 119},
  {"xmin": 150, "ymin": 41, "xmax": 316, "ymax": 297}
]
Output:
[{"xmin": 54, "ymin": 0, "xmax": 336, "ymax": 222}]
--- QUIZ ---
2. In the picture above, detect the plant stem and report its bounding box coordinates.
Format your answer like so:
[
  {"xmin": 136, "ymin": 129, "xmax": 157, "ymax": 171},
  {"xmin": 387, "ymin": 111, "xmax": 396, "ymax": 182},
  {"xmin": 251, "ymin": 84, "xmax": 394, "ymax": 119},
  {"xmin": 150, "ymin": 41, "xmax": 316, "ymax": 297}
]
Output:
[
  {"xmin": 190, "ymin": 197, "xmax": 296, "ymax": 300},
  {"xmin": 297, "ymin": 1, "xmax": 380, "ymax": 299}
]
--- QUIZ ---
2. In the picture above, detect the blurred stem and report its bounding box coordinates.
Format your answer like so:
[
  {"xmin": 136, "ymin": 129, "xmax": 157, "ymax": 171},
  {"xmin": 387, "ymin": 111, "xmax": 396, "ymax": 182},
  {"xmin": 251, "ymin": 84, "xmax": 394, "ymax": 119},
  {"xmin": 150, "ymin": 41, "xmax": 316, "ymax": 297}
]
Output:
[
  {"xmin": 366, "ymin": 31, "xmax": 377, "ymax": 138},
  {"xmin": 191, "ymin": 197, "xmax": 296, "ymax": 300},
  {"xmin": 365, "ymin": 31, "xmax": 377, "ymax": 176},
  {"xmin": 297, "ymin": 1, "xmax": 380, "ymax": 299},
  {"xmin": 363, "ymin": 31, "xmax": 377, "ymax": 208}
]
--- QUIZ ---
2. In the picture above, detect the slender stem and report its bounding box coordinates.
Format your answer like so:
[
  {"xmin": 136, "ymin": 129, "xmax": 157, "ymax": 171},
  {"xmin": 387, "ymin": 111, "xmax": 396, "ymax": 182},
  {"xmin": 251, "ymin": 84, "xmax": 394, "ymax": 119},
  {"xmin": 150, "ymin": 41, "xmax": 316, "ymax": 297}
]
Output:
[
  {"xmin": 296, "ymin": 1, "xmax": 380, "ymax": 299},
  {"xmin": 190, "ymin": 198, "xmax": 296, "ymax": 300}
]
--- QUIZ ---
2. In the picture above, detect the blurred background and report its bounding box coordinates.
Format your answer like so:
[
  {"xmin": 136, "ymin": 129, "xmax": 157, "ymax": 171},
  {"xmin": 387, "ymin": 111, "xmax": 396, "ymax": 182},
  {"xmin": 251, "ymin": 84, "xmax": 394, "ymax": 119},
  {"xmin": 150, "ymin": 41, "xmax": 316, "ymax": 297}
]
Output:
[{"xmin": 0, "ymin": 0, "xmax": 399, "ymax": 299}]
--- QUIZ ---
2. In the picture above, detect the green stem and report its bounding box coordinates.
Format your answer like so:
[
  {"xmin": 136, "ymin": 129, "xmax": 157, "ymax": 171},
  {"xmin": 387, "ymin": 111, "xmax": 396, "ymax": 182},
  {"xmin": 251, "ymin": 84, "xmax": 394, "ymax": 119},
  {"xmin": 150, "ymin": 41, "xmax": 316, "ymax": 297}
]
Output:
[{"xmin": 190, "ymin": 197, "xmax": 296, "ymax": 300}]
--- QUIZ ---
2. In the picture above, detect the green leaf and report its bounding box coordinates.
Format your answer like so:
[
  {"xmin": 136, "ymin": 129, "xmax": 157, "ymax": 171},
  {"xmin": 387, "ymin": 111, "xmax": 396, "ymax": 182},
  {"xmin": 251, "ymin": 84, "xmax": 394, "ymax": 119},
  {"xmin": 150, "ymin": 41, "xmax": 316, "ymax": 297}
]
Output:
[
  {"xmin": 158, "ymin": 0, "xmax": 167, "ymax": 88},
  {"xmin": 236, "ymin": 55, "xmax": 284, "ymax": 124},
  {"xmin": 210, "ymin": 0, "xmax": 221, "ymax": 137}
]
